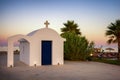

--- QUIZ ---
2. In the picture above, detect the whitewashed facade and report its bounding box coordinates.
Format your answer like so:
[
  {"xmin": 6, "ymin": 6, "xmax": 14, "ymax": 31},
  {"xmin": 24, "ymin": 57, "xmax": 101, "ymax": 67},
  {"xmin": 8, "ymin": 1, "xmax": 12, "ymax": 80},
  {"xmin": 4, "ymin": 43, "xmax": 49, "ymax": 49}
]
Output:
[{"xmin": 7, "ymin": 21, "xmax": 65, "ymax": 67}]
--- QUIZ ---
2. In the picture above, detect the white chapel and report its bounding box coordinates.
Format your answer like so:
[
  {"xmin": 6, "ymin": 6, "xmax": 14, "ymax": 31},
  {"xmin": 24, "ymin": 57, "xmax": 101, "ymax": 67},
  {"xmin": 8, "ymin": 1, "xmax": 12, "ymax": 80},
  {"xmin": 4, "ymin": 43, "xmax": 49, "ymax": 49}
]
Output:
[{"xmin": 7, "ymin": 21, "xmax": 65, "ymax": 67}]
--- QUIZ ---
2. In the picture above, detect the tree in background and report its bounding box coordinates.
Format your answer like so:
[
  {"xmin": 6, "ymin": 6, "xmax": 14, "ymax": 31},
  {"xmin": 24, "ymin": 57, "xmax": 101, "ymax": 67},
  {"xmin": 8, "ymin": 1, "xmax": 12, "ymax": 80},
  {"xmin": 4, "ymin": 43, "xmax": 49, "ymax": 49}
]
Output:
[
  {"xmin": 105, "ymin": 19, "xmax": 120, "ymax": 60},
  {"xmin": 62, "ymin": 32, "xmax": 89, "ymax": 60},
  {"xmin": 61, "ymin": 20, "xmax": 81, "ymax": 36},
  {"xmin": 61, "ymin": 20, "xmax": 94, "ymax": 60}
]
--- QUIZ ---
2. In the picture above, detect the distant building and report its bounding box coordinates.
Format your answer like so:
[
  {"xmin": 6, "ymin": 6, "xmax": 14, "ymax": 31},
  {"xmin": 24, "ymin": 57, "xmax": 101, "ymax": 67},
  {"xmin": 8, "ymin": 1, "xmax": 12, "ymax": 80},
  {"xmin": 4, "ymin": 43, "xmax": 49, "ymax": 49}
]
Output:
[
  {"xmin": 0, "ymin": 47, "xmax": 7, "ymax": 51},
  {"xmin": 94, "ymin": 48, "xmax": 102, "ymax": 53},
  {"xmin": 0, "ymin": 46, "xmax": 19, "ymax": 51}
]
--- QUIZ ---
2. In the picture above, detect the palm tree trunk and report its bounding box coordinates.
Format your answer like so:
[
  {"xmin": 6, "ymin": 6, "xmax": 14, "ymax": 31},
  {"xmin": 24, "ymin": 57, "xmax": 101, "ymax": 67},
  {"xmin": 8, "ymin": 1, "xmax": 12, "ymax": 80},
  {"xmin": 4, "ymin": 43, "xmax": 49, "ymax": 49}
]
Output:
[{"xmin": 118, "ymin": 38, "xmax": 120, "ymax": 60}]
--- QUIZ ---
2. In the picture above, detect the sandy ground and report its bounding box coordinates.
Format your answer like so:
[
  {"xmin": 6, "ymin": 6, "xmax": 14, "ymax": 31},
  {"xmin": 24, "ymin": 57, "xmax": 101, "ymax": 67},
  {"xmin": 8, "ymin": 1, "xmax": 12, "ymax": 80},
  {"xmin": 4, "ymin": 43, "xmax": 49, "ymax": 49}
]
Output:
[{"xmin": 0, "ymin": 54, "xmax": 120, "ymax": 80}]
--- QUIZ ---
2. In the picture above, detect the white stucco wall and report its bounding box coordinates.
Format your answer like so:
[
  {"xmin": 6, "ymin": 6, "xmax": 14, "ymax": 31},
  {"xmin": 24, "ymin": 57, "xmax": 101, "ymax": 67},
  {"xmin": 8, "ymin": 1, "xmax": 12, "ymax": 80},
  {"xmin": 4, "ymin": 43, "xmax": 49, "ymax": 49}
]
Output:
[
  {"xmin": 29, "ymin": 40, "xmax": 41, "ymax": 66},
  {"xmin": 19, "ymin": 41, "xmax": 30, "ymax": 65},
  {"xmin": 28, "ymin": 28, "xmax": 65, "ymax": 66}
]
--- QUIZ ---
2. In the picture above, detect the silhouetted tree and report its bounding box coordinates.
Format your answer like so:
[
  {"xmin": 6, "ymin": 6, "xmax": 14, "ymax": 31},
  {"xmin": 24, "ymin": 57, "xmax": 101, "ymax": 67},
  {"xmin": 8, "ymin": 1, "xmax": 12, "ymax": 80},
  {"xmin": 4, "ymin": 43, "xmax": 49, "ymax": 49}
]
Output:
[
  {"xmin": 61, "ymin": 20, "xmax": 94, "ymax": 60},
  {"xmin": 61, "ymin": 20, "xmax": 81, "ymax": 36},
  {"xmin": 105, "ymin": 19, "xmax": 120, "ymax": 60}
]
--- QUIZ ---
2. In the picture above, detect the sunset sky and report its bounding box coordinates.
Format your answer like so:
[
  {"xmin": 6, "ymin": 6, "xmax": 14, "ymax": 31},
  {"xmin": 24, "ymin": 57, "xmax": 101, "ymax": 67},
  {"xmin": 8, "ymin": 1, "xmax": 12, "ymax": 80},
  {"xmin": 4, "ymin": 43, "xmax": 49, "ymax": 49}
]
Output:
[{"xmin": 0, "ymin": 0, "xmax": 120, "ymax": 51}]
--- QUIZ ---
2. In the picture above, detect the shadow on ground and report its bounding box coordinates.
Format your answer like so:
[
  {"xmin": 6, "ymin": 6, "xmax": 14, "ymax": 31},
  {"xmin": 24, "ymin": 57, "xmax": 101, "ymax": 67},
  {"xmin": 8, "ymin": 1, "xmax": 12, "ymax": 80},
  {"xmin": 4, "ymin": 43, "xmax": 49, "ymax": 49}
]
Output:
[{"xmin": 0, "ymin": 53, "xmax": 27, "ymax": 67}]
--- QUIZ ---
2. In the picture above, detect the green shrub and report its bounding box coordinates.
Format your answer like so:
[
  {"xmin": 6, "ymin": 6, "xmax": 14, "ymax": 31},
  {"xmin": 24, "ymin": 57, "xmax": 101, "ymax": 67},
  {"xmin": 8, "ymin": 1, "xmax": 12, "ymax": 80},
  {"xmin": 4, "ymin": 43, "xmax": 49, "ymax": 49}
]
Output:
[
  {"xmin": 93, "ymin": 58, "xmax": 120, "ymax": 65},
  {"xmin": 61, "ymin": 32, "xmax": 92, "ymax": 60},
  {"xmin": 61, "ymin": 20, "xmax": 94, "ymax": 61}
]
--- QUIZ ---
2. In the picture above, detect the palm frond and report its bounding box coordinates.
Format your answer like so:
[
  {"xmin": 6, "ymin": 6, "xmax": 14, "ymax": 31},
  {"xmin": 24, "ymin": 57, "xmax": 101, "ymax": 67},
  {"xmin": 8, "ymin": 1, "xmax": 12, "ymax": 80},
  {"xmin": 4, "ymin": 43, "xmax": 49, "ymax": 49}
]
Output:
[
  {"xmin": 105, "ymin": 30, "xmax": 114, "ymax": 36},
  {"xmin": 61, "ymin": 20, "xmax": 81, "ymax": 35},
  {"xmin": 113, "ymin": 39, "xmax": 118, "ymax": 43},
  {"xmin": 107, "ymin": 38, "xmax": 113, "ymax": 44},
  {"xmin": 105, "ymin": 19, "xmax": 120, "ymax": 45}
]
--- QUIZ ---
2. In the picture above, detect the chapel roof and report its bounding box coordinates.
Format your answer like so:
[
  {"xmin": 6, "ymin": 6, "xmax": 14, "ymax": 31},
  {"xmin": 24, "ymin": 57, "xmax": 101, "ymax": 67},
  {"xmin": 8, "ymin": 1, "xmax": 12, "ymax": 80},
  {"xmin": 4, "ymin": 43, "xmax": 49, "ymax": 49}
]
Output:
[
  {"xmin": 27, "ymin": 28, "xmax": 59, "ymax": 36},
  {"xmin": 27, "ymin": 29, "xmax": 39, "ymax": 36}
]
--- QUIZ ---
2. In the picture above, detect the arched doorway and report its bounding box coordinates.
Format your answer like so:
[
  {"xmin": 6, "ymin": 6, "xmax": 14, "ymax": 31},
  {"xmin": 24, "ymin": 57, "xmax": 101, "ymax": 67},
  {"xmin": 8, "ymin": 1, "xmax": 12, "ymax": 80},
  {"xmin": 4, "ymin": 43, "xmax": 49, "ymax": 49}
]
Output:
[{"xmin": 7, "ymin": 35, "xmax": 30, "ymax": 67}]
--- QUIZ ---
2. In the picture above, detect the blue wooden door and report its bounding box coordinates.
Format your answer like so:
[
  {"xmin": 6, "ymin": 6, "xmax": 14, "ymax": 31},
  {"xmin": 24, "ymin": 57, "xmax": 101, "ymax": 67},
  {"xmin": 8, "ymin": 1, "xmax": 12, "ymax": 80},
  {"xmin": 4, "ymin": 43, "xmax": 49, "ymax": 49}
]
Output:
[{"xmin": 42, "ymin": 41, "xmax": 52, "ymax": 65}]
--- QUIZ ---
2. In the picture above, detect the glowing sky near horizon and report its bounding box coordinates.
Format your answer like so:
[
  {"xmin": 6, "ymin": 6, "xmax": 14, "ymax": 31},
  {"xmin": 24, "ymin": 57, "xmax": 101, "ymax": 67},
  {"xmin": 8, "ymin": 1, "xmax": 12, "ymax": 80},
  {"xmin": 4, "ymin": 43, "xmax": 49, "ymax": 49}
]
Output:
[{"xmin": 0, "ymin": 0, "xmax": 120, "ymax": 50}]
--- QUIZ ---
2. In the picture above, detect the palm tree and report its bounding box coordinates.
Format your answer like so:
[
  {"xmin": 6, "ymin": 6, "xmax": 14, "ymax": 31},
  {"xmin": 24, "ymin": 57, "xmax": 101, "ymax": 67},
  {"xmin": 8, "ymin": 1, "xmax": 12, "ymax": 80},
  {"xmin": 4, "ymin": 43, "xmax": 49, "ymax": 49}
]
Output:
[
  {"xmin": 61, "ymin": 20, "xmax": 81, "ymax": 35},
  {"xmin": 105, "ymin": 19, "xmax": 120, "ymax": 60}
]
